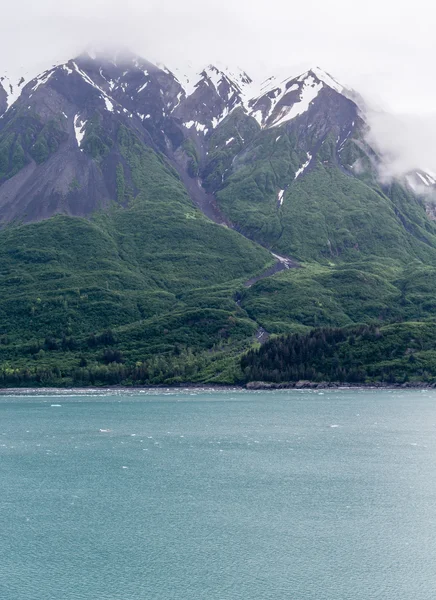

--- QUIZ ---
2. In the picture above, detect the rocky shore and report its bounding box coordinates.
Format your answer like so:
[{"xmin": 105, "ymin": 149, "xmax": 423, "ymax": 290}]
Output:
[{"xmin": 245, "ymin": 380, "xmax": 436, "ymax": 390}]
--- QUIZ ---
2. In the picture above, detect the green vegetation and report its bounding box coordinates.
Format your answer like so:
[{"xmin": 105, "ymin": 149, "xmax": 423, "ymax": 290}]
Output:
[
  {"xmin": 202, "ymin": 108, "xmax": 260, "ymax": 192},
  {"xmin": 214, "ymin": 127, "xmax": 436, "ymax": 263},
  {"xmin": 115, "ymin": 163, "xmax": 126, "ymax": 203},
  {"xmin": 182, "ymin": 139, "xmax": 199, "ymax": 178},
  {"xmin": 29, "ymin": 119, "xmax": 68, "ymax": 164},
  {"xmin": 214, "ymin": 128, "xmax": 302, "ymax": 248},
  {"xmin": 0, "ymin": 133, "xmax": 28, "ymax": 181},
  {"xmin": 241, "ymin": 322, "xmax": 436, "ymax": 384},
  {"xmin": 2, "ymin": 102, "xmax": 436, "ymax": 387},
  {"xmin": 0, "ymin": 111, "xmax": 67, "ymax": 181},
  {"xmin": 0, "ymin": 124, "xmax": 272, "ymax": 386},
  {"xmin": 82, "ymin": 114, "xmax": 113, "ymax": 160},
  {"xmin": 240, "ymin": 260, "xmax": 436, "ymax": 333}
]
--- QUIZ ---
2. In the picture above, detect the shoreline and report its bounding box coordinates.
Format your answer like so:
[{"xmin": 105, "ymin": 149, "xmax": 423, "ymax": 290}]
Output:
[
  {"xmin": 0, "ymin": 381, "xmax": 435, "ymax": 394},
  {"xmin": 245, "ymin": 380, "xmax": 436, "ymax": 390}
]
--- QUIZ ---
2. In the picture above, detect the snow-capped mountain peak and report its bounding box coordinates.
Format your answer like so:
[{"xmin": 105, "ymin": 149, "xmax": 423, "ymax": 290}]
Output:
[
  {"xmin": 0, "ymin": 50, "xmax": 352, "ymax": 143},
  {"xmin": 0, "ymin": 73, "xmax": 27, "ymax": 115},
  {"xmin": 201, "ymin": 64, "xmax": 253, "ymax": 106},
  {"xmin": 406, "ymin": 169, "xmax": 436, "ymax": 193},
  {"xmin": 0, "ymin": 46, "xmax": 432, "ymax": 235},
  {"xmin": 203, "ymin": 64, "xmax": 252, "ymax": 91},
  {"xmin": 248, "ymin": 66, "xmax": 347, "ymax": 128},
  {"xmin": 305, "ymin": 67, "xmax": 344, "ymax": 94},
  {"xmin": 172, "ymin": 63, "xmax": 256, "ymax": 135},
  {"xmin": 171, "ymin": 62, "xmax": 203, "ymax": 97},
  {"xmin": 172, "ymin": 62, "xmax": 253, "ymax": 102}
]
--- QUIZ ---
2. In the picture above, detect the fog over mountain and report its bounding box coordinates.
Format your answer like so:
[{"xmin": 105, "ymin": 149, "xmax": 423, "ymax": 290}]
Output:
[
  {"xmin": 366, "ymin": 111, "xmax": 436, "ymax": 184},
  {"xmin": 1, "ymin": 0, "xmax": 436, "ymax": 176}
]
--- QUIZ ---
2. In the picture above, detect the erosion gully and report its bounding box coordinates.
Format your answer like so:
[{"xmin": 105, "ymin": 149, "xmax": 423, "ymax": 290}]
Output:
[{"xmin": 178, "ymin": 168, "xmax": 299, "ymax": 343}]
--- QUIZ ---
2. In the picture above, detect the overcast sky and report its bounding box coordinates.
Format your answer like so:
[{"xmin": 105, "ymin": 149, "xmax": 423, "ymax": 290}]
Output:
[{"xmin": 2, "ymin": 0, "xmax": 435, "ymax": 173}]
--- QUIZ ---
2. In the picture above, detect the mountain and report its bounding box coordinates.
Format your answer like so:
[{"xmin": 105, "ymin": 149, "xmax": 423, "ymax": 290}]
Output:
[
  {"xmin": 0, "ymin": 74, "xmax": 27, "ymax": 117},
  {"xmin": 1, "ymin": 49, "xmax": 436, "ymax": 386}
]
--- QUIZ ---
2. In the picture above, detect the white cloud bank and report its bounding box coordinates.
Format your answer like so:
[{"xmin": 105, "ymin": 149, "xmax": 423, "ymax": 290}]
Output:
[{"xmin": 1, "ymin": 0, "xmax": 435, "ymax": 175}]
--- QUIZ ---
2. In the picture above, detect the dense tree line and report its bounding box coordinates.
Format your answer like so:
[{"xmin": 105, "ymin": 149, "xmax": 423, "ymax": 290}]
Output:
[
  {"xmin": 0, "ymin": 347, "xmax": 215, "ymax": 387},
  {"xmin": 241, "ymin": 324, "xmax": 436, "ymax": 384},
  {"xmin": 2, "ymin": 322, "xmax": 436, "ymax": 387}
]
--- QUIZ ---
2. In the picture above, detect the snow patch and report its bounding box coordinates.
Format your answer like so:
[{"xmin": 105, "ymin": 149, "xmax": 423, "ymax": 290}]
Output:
[
  {"xmin": 157, "ymin": 63, "xmax": 171, "ymax": 76},
  {"xmin": 294, "ymin": 153, "xmax": 313, "ymax": 179},
  {"xmin": 184, "ymin": 120, "xmax": 207, "ymax": 133},
  {"xmin": 310, "ymin": 67, "xmax": 343, "ymax": 94},
  {"xmin": 173, "ymin": 61, "xmax": 253, "ymax": 106},
  {"xmin": 31, "ymin": 69, "xmax": 54, "ymax": 92},
  {"xmin": 247, "ymin": 66, "xmax": 347, "ymax": 128},
  {"xmin": 172, "ymin": 90, "xmax": 184, "ymax": 111},
  {"xmin": 137, "ymin": 81, "xmax": 149, "ymax": 93},
  {"xmin": 407, "ymin": 171, "xmax": 436, "ymax": 193},
  {"xmin": 251, "ymin": 109, "xmax": 264, "ymax": 126},
  {"xmin": 271, "ymin": 77, "xmax": 323, "ymax": 128},
  {"xmin": 416, "ymin": 171, "xmax": 436, "ymax": 187},
  {"xmin": 417, "ymin": 172, "xmax": 430, "ymax": 186},
  {"xmin": 204, "ymin": 65, "xmax": 223, "ymax": 92},
  {"xmin": 71, "ymin": 61, "xmax": 116, "ymax": 113},
  {"xmin": 272, "ymin": 253, "xmax": 294, "ymax": 269},
  {"xmin": 225, "ymin": 137, "xmax": 235, "ymax": 146},
  {"xmin": 1, "ymin": 74, "xmax": 27, "ymax": 109},
  {"xmin": 278, "ymin": 189, "xmax": 285, "ymax": 205},
  {"xmin": 212, "ymin": 106, "xmax": 230, "ymax": 128},
  {"xmin": 73, "ymin": 114, "xmax": 87, "ymax": 149},
  {"xmin": 103, "ymin": 96, "xmax": 114, "ymax": 112},
  {"xmin": 173, "ymin": 62, "xmax": 202, "ymax": 97}
]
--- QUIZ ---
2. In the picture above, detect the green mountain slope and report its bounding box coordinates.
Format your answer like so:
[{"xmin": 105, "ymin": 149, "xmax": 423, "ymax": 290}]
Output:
[
  {"xmin": 240, "ymin": 260, "xmax": 436, "ymax": 333},
  {"xmin": 1, "ymin": 54, "xmax": 436, "ymax": 386},
  {"xmin": 0, "ymin": 127, "xmax": 274, "ymax": 385},
  {"xmin": 212, "ymin": 127, "xmax": 436, "ymax": 263}
]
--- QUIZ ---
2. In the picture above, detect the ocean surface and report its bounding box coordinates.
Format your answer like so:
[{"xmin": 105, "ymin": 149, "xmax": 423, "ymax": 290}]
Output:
[{"xmin": 1, "ymin": 388, "xmax": 436, "ymax": 600}]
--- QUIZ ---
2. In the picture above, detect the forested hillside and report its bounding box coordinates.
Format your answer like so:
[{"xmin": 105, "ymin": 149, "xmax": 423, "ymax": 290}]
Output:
[{"xmin": 1, "ymin": 50, "xmax": 436, "ymax": 386}]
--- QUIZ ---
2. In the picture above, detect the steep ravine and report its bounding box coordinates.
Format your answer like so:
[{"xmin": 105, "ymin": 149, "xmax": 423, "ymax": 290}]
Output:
[
  {"xmin": 172, "ymin": 156, "xmax": 299, "ymax": 282},
  {"xmin": 173, "ymin": 159, "xmax": 299, "ymax": 344}
]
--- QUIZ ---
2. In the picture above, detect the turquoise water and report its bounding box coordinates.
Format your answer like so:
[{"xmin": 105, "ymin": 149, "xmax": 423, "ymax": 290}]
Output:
[{"xmin": 1, "ymin": 388, "xmax": 436, "ymax": 599}]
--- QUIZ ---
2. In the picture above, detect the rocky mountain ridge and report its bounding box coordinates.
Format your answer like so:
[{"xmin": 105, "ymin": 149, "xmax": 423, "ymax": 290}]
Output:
[
  {"xmin": 0, "ymin": 49, "xmax": 434, "ymax": 240},
  {"xmin": 0, "ymin": 51, "xmax": 361, "ymax": 223}
]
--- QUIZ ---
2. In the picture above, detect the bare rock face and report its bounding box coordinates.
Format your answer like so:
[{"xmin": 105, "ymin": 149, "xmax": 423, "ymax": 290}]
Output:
[
  {"xmin": 0, "ymin": 81, "xmax": 7, "ymax": 117},
  {"xmin": 0, "ymin": 50, "xmax": 431, "ymax": 232}
]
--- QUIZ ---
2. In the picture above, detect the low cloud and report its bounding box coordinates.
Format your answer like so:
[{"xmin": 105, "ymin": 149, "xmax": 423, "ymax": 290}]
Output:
[
  {"xmin": 1, "ymin": 0, "xmax": 435, "ymax": 182},
  {"xmin": 364, "ymin": 108, "xmax": 436, "ymax": 180}
]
